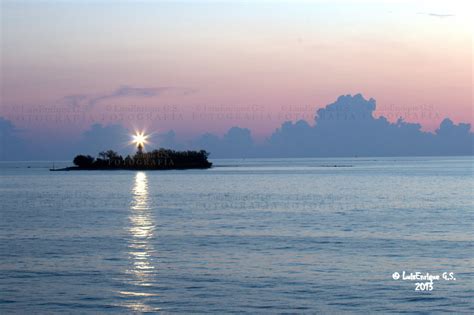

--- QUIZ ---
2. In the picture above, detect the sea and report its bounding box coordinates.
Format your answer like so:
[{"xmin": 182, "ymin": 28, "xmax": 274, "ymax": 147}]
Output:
[{"xmin": 0, "ymin": 157, "xmax": 473, "ymax": 313}]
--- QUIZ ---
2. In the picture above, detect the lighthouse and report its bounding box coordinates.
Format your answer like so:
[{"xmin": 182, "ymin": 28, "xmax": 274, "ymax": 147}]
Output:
[{"xmin": 137, "ymin": 142, "xmax": 144, "ymax": 154}]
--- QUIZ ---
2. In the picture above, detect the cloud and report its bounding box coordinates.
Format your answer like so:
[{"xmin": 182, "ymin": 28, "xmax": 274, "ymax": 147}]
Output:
[
  {"xmin": 192, "ymin": 127, "xmax": 255, "ymax": 158},
  {"xmin": 62, "ymin": 85, "xmax": 196, "ymax": 108},
  {"xmin": 0, "ymin": 117, "xmax": 29, "ymax": 160},
  {"xmin": 1, "ymin": 94, "xmax": 472, "ymax": 160},
  {"xmin": 262, "ymin": 94, "xmax": 472, "ymax": 157},
  {"xmin": 76, "ymin": 123, "xmax": 132, "ymax": 156},
  {"xmin": 417, "ymin": 12, "xmax": 455, "ymax": 18},
  {"xmin": 156, "ymin": 130, "xmax": 181, "ymax": 150}
]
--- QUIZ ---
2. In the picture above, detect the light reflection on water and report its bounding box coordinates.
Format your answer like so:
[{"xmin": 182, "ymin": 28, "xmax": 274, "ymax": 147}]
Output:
[{"xmin": 120, "ymin": 172, "xmax": 160, "ymax": 312}]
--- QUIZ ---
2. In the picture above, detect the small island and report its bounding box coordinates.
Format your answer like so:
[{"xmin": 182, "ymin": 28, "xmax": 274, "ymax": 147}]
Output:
[{"xmin": 51, "ymin": 144, "xmax": 212, "ymax": 171}]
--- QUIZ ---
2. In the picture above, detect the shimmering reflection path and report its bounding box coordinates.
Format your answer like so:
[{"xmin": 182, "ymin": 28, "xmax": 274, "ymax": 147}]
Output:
[{"xmin": 120, "ymin": 172, "xmax": 160, "ymax": 312}]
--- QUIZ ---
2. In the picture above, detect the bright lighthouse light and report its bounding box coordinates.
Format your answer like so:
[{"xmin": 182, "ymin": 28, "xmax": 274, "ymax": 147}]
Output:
[{"xmin": 132, "ymin": 131, "xmax": 149, "ymax": 148}]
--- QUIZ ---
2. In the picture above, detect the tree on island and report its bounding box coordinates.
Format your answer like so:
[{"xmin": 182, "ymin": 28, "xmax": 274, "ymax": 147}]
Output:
[
  {"xmin": 68, "ymin": 148, "xmax": 212, "ymax": 170},
  {"xmin": 98, "ymin": 150, "xmax": 120, "ymax": 160},
  {"xmin": 73, "ymin": 155, "xmax": 94, "ymax": 167}
]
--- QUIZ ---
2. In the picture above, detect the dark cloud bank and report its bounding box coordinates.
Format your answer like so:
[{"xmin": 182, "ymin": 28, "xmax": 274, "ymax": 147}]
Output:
[{"xmin": 1, "ymin": 94, "xmax": 472, "ymax": 160}]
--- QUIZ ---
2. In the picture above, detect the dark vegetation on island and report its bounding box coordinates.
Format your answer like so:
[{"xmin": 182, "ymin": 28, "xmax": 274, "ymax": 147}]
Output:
[{"xmin": 51, "ymin": 147, "xmax": 212, "ymax": 171}]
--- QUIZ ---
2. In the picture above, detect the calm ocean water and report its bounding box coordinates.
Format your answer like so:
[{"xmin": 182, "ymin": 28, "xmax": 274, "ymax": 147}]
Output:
[{"xmin": 0, "ymin": 157, "xmax": 473, "ymax": 313}]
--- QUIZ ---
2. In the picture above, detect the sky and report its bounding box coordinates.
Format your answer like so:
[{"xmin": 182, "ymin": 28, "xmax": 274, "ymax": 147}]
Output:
[{"xmin": 0, "ymin": 0, "xmax": 472, "ymax": 154}]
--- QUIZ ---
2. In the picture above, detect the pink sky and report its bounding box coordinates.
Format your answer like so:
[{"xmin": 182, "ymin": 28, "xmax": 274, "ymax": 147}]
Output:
[{"xmin": 1, "ymin": 1, "xmax": 472, "ymax": 142}]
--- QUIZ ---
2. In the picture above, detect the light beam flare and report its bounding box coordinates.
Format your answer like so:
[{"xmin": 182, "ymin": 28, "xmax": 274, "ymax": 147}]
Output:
[{"xmin": 132, "ymin": 131, "xmax": 149, "ymax": 149}]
